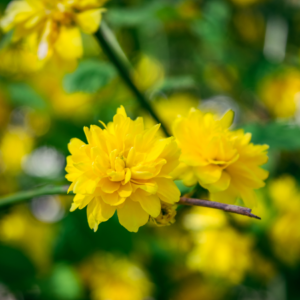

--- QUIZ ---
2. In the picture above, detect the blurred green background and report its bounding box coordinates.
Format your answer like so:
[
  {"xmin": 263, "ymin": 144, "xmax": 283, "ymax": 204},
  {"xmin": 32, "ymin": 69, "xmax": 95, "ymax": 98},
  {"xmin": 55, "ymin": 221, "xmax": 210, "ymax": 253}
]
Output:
[{"xmin": 1, "ymin": 0, "xmax": 300, "ymax": 299}]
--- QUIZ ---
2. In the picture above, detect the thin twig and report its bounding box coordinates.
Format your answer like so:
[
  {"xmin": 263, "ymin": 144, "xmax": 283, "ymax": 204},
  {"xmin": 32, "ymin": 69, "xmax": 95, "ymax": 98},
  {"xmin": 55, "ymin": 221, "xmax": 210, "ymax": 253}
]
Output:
[
  {"xmin": 0, "ymin": 186, "xmax": 260, "ymax": 220},
  {"xmin": 94, "ymin": 22, "xmax": 169, "ymax": 137},
  {"xmin": 179, "ymin": 197, "xmax": 261, "ymax": 220},
  {"xmin": 0, "ymin": 186, "xmax": 72, "ymax": 209}
]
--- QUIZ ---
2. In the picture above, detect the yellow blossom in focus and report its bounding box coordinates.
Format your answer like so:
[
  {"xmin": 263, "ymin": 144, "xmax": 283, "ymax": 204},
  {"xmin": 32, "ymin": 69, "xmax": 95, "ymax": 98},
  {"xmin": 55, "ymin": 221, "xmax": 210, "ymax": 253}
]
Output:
[
  {"xmin": 260, "ymin": 69, "xmax": 300, "ymax": 118},
  {"xmin": 0, "ymin": 0, "xmax": 107, "ymax": 61},
  {"xmin": 66, "ymin": 106, "xmax": 181, "ymax": 232},
  {"xmin": 0, "ymin": 127, "xmax": 33, "ymax": 173},
  {"xmin": 79, "ymin": 253, "xmax": 153, "ymax": 300},
  {"xmin": 173, "ymin": 108, "xmax": 269, "ymax": 206}
]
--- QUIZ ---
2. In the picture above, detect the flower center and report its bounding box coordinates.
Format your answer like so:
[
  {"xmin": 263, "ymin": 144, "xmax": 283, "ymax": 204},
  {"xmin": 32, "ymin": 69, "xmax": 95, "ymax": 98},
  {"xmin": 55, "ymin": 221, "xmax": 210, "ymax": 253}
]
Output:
[
  {"xmin": 44, "ymin": 1, "xmax": 75, "ymax": 26},
  {"xmin": 106, "ymin": 153, "xmax": 130, "ymax": 183}
]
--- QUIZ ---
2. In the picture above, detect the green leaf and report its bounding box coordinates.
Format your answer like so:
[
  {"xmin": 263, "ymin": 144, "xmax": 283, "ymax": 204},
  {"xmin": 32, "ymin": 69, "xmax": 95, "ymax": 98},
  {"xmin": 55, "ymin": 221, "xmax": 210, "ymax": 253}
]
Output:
[
  {"xmin": 63, "ymin": 60, "xmax": 116, "ymax": 94},
  {"xmin": 49, "ymin": 264, "xmax": 83, "ymax": 300},
  {"xmin": 243, "ymin": 122, "xmax": 300, "ymax": 151},
  {"xmin": 107, "ymin": 2, "xmax": 164, "ymax": 26},
  {"xmin": 0, "ymin": 244, "xmax": 36, "ymax": 289},
  {"xmin": 160, "ymin": 76, "xmax": 196, "ymax": 91},
  {"xmin": 8, "ymin": 83, "xmax": 47, "ymax": 109}
]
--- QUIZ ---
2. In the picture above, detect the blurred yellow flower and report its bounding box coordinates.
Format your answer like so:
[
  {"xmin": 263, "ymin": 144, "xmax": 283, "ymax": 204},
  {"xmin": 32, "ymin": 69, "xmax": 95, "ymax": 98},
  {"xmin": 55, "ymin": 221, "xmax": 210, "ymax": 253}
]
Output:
[
  {"xmin": 185, "ymin": 207, "xmax": 253, "ymax": 283},
  {"xmin": 268, "ymin": 175, "xmax": 300, "ymax": 264},
  {"xmin": 133, "ymin": 55, "xmax": 165, "ymax": 91},
  {"xmin": 66, "ymin": 106, "xmax": 180, "ymax": 232},
  {"xmin": 79, "ymin": 253, "xmax": 153, "ymax": 300},
  {"xmin": 0, "ymin": 205, "xmax": 55, "ymax": 271},
  {"xmin": 268, "ymin": 175, "xmax": 300, "ymax": 213},
  {"xmin": 0, "ymin": 36, "xmax": 43, "ymax": 75},
  {"xmin": 0, "ymin": 127, "xmax": 33, "ymax": 173},
  {"xmin": 260, "ymin": 69, "xmax": 300, "ymax": 118},
  {"xmin": 173, "ymin": 108, "xmax": 269, "ymax": 206},
  {"xmin": 143, "ymin": 93, "xmax": 200, "ymax": 136},
  {"xmin": 271, "ymin": 210, "xmax": 300, "ymax": 265},
  {"xmin": 1, "ymin": 0, "xmax": 107, "ymax": 60}
]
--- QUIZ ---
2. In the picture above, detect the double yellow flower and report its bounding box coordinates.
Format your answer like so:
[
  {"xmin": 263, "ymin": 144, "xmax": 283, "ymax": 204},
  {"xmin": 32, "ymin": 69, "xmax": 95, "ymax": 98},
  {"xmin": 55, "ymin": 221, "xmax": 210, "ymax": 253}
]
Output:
[
  {"xmin": 1, "ymin": 0, "xmax": 107, "ymax": 60},
  {"xmin": 66, "ymin": 106, "xmax": 269, "ymax": 232}
]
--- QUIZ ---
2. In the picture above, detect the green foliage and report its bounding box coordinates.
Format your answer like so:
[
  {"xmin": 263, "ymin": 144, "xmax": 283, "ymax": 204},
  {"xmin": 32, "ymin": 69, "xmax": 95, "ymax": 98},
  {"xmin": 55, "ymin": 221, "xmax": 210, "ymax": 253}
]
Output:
[
  {"xmin": 244, "ymin": 122, "xmax": 300, "ymax": 151},
  {"xmin": 160, "ymin": 76, "xmax": 196, "ymax": 91},
  {"xmin": 8, "ymin": 83, "xmax": 47, "ymax": 109},
  {"xmin": 0, "ymin": 244, "xmax": 36, "ymax": 289},
  {"xmin": 47, "ymin": 264, "xmax": 83, "ymax": 300},
  {"xmin": 63, "ymin": 60, "xmax": 116, "ymax": 94}
]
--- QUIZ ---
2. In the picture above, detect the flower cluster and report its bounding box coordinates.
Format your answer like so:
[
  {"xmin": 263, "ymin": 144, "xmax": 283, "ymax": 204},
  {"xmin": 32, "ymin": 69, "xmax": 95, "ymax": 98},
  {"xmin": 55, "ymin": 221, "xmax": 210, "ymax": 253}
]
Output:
[
  {"xmin": 173, "ymin": 108, "xmax": 269, "ymax": 207},
  {"xmin": 66, "ymin": 106, "xmax": 269, "ymax": 232},
  {"xmin": 66, "ymin": 106, "xmax": 181, "ymax": 232},
  {"xmin": 0, "ymin": 0, "xmax": 107, "ymax": 61}
]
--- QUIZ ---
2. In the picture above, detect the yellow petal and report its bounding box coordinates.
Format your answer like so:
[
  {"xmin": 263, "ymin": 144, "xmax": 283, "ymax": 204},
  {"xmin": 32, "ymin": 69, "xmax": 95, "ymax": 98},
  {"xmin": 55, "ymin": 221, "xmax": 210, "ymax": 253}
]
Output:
[
  {"xmin": 117, "ymin": 105, "xmax": 127, "ymax": 117},
  {"xmin": 87, "ymin": 197, "xmax": 116, "ymax": 231},
  {"xmin": 203, "ymin": 171, "xmax": 231, "ymax": 193},
  {"xmin": 101, "ymin": 191, "xmax": 125, "ymax": 206},
  {"xmin": 98, "ymin": 197, "xmax": 116, "ymax": 220},
  {"xmin": 118, "ymin": 182, "xmax": 132, "ymax": 198},
  {"xmin": 99, "ymin": 177, "xmax": 120, "ymax": 193},
  {"xmin": 194, "ymin": 165, "xmax": 222, "ymax": 185},
  {"xmin": 76, "ymin": 8, "xmax": 105, "ymax": 34},
  {"xmin": 68, "ymin": 138, "xmax": 85, "ymax": 154},
  {"xmin": 139, "ymin": 194, "xmax": 161, "ymax": 217},
  {"xmin": 54, "ymin": 26, "xmax": 83, "ymax": 60},
  {"xmin": 218, "ymin": 109, "xmax": 235, "ymax": 128},
  {"xmin": 131, "ymin": 179, "xmax": 158, "ymax": 194},
  {"xmin": 156, "ymin": 178, "xmax": 180, "ymax": 204},
  {"xmin": 117, "ymin": 199, "xmax": 149, "ymax": 232}
]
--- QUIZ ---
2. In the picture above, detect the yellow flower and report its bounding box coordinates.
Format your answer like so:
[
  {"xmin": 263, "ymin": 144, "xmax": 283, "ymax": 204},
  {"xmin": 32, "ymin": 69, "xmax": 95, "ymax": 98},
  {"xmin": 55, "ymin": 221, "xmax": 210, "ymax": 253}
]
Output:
[
  {"xmin": 187, "ymin": 227, "xmax": 254, "ymax": 283},
  {"xmin": 143, "ymin": 92, "xmax": 200, "ymax": 136},
  {"xmin": 173, "ymin": 108, "xmax": 269, "ymax": 206},
  {"xmin": 66, "ymin": 106, "xmax": 181, "ymax": 232},
  {"xmin": 0, "ymin": 36, "xmax": 43, "ymax": 75},
  {"xmin": 1, "ymin": 0, "xmax": 107, "ymax": 60},
  {"xmin": 0, "ymin": 127, "xmax": 34, "ymax": 174},
  {"xmin": 185, "ymin": 207, "xmax": 253, "ymax": 284},
  {"xmin": 133, "ymin": 54, "xmax": 165, "ymax": 91},
  {"xmin": 0, "ymin": 205, "xmax": 55, "ymax": 271},
  {"xmin": 268, "ymin": 175, "xmax": 300, "ymax": 264},
  {"xmin": 79, "ymin": 253, "xmax": 153, "ymax": 300},
  {"xmin": 260, "ymin": 69, "xmax": 300, "ymax": 118}
]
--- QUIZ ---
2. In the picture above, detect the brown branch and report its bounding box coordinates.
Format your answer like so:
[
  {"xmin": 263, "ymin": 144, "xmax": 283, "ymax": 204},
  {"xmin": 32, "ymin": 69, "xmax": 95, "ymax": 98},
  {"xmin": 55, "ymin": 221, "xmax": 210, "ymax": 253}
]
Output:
[{"xmin": 179, "ymin": 197, "xmax": 261, "ymax": 220}]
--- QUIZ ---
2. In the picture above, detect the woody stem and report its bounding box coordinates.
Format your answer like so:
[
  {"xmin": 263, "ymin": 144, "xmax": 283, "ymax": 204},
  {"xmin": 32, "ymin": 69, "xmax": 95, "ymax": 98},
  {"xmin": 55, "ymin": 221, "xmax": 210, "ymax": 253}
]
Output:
[
  {"xmin": 179, "ymin": 197, "xmax": 261, "ymax": 220},
  {"xmin": 94, "ymin": 22, "xmax": 169, "ymax": 137}
]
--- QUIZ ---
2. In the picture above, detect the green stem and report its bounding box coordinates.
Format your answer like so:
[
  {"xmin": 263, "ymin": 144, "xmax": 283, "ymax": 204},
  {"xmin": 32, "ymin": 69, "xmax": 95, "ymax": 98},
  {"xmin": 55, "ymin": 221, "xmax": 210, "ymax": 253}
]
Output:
[
  {"xmin": 0, "ymin": 186, "xmax": 72, "ymax": 209},
  {"xmin": 94, "ymin": 23, "xmax": 169, "ymax": 137}
]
